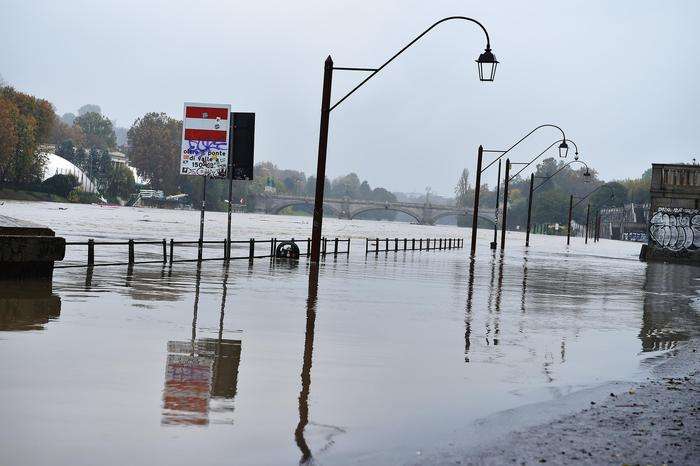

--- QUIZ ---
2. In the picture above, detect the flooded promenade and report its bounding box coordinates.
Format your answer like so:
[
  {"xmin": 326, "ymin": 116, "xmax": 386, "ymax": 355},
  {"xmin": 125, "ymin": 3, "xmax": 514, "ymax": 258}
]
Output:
[{"xmin": 1, "ymin": 201, "xmax": 699, "ymax": 465}]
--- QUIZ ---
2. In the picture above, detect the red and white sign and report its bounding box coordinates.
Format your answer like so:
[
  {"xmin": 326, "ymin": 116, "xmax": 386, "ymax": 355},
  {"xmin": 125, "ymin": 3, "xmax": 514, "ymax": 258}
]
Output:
[{"xmin": 180, "ymin": 102, "xmax": 231, "ymax": 178}]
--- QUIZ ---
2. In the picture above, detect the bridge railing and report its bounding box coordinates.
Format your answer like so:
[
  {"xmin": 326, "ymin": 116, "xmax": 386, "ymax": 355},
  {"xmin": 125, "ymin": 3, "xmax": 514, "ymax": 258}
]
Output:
[
  {"xmin": 365, "ymin": 237, "xmax": 463, "ymax": 254},
  {"xmin": 58, "ymin": 236, "xmax": 350, "ymax": 268}
]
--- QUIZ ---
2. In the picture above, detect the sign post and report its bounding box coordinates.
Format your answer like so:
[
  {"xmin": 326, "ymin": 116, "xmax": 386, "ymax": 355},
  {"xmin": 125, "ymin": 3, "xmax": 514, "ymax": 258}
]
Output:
[
  {"xmin": 225, "ymin": 113, "xmax": 255, "ymax": 260},
  {"xmin": 180, "ymin": 102, "xmax": 231, "ymax": 261}
]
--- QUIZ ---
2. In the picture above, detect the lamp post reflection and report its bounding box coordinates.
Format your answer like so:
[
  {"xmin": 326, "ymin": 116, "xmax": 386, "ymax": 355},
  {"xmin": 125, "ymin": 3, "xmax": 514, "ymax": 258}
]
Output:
[
  {"xmin": 162, "ymin": 265, "xmax": 242, "ymax": 426},
  {"xmin": 295, "ymin": 264, "xmax": 319, "ymax": 464},
  {"xmin": 464, "ymin": 257, "xmax": 476, "ymax": 363}
]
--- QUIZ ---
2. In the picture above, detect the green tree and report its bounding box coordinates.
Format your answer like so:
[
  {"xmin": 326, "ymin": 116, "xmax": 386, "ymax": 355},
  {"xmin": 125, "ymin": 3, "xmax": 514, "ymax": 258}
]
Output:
[
  {"xmin": 104, "ymin": 164, "xmax": 136, "ymax": 200},
  {"xmin": 42, "ymin": 173, "xmax": 79, "ymax": 197},
  {"xmin": 127, "ymin": 112, "xmax": 181, "ymax": 193},
  {"xmin": 74, "ymin": 112, "xmax": 116, "ymax": 149}
]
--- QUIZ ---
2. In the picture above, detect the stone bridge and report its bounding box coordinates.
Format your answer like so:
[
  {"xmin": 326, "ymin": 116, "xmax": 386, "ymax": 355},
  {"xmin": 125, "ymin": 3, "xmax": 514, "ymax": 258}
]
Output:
[{"xmin": 258, "ymin": 194, "xmax": 497, "ymax": 226}]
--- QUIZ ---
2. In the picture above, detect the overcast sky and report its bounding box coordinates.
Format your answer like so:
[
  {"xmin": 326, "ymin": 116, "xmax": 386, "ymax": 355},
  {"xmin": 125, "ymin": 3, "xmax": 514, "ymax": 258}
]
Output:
[{"xmin": 2, "ymin": 0, "xmax": 698, "ymax": 195}]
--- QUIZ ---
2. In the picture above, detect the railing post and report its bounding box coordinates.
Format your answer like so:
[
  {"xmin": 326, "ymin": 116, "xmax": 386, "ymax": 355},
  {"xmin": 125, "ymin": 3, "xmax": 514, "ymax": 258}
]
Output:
[
  {"xmin": 322, "ymin": 237, "xmax": 327, "ymax": 257},
  {"xmin": 162, "ymin": 238, "xmax": 167, "ymax": 263},
  {"xmin": 385, "ymin": 238, "xmax": 389, "ymax": 253},
  {"xmin": 169, "ymin": 239, "xmax": 174, "ymax": 264},
  {"xmin": 365, "ymin": 238, "xmax": 368, "ymax": 254},
  {"xmin": 403, "ymin": 238, "xmax": 407, "ymax": 250},
  {"xmin": 394, "ymin": 238, "xmax": 398, "ymax": 252},
  {"xmin": 249, "ymin": 238, "xmax": 255, "ymax": 261},
  {"xmin": 128, "ymin": 239, "xmax": 135, "ymax": 264},
  {"xmin": 439, "ymin": 238, "xmax": 443, "ymax": 249},
  {"xmin": 419, "ymin": 238, "xmax": 422, "ymax": 250},
  {"xmin": 346, "ymin": 238, "xmax": 350, "ymax": 255},
  {"xmin": 87, "ymin": 239, "xmax": 94, "ymax": 266},
  {"xmin": 412, "ymin": 238, "xmax": 415, "ymax": 250},
  {"xmin": 375, "ymin": 238, "xmax": 379, "ymax": 256},
  {"xmin": 334, "ymin": 237, "xmax": 338, "ymax": 257}
]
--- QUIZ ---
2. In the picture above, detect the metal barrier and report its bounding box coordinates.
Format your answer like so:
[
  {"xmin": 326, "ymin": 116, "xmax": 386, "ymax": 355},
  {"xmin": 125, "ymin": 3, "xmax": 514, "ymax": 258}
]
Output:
[
  {"xmin": 58, "ymin": 236, "xmax": 350, "ymax": 268},
  {"xmin": 364, "ymin": 237, "xmax": 463, "ymax": 254}
]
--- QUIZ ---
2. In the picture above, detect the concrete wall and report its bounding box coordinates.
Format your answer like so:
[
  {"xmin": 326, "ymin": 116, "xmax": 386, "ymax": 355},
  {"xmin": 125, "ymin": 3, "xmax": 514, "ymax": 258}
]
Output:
[{"xmin": 643, "ymin": 163, "xmax": 700, "ymax": 264}]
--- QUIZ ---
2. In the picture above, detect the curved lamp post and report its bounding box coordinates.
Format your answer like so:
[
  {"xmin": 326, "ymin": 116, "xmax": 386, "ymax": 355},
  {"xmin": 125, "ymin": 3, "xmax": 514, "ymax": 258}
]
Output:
[
  {"xmin": 525, "ymin": 159, "xmax": 591, "ymax": 245},
  {"xmin": 310, "ymin": 16, "xmax": 499, "ymax": 263},
  {"xmin": 573, "ymin": 183, "xmax": 616, "ymax": 242},
  {"xmin": 503, "ymin": 143, "xmax": 585, "ymax": 247},
  {"xmin": 472, "ymin": 124, "xmax": 570, "ymax": 255}
]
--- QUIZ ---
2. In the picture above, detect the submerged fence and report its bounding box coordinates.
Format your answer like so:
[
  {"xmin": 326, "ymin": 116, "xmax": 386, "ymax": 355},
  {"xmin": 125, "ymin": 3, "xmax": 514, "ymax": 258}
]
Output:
[
  {"xmin": 57, "ymin": 236, "xmax": 350, "ymax": 268},
  {"xmin": 365, "ymin": 237, "xmax": 463, "ymax": 254}
]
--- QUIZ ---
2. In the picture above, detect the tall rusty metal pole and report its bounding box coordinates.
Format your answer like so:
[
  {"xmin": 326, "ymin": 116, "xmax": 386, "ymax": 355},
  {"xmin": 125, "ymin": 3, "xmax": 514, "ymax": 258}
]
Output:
[
  {"xmin": 585, "ymin": 203, "xmax": 590, "ymax": 244},
  {"xmin": 470, "ymin": 145, "xmax": 484, "ymax": 256},
  {"xmin": 490, "ymin": 159, "xmax": 502, "ymax": 250},
  {"xmin": 310, "ymin": 56, "xmax": 334, "ymax": 263},
  {"xmin": 566, "ymin": 194, "xmax": 573, "ymax": 246},
  {"xmin": 525, "ymin": 172, "xmax": 534, "ymax": 247},
  {"xmin": 499, "ymin": 159, "xmax": 511, "ymax": 251}
]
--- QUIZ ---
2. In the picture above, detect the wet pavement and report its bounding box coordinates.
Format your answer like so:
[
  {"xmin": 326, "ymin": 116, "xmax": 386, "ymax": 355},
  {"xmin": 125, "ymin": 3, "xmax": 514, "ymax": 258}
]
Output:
[{"xmin": 0, "ymin": 201, "xmax": 698, "ymax": 465}]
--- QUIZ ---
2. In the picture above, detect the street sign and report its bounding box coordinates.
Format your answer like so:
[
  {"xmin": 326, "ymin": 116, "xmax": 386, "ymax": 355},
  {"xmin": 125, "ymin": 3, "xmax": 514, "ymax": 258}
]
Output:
[
  {"xmin": 229, "ymin": 112, "xmax": 255, "ymax": 180},
  {"xmin": 180, "ymin": 102, "xmax": 231, "ymax": 178}
]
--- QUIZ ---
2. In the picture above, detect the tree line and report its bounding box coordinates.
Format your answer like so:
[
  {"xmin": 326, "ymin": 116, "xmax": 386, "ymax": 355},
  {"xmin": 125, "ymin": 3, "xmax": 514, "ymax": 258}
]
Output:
[{"xmin": 0, "ymin": 85, "xmax": 135, "ymax": 201}]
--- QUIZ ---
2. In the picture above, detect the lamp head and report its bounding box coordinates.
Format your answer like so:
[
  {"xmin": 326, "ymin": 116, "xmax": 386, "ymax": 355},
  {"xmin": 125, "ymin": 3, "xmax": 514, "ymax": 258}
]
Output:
[
  {"xmin": 476, "ymin": 48, "xmax": 498, "ymax": 82},
  {"xmin": 558, "ymin": 140, "xmax": 569, "ymax": 158},
  {"xmin": 583, "ymin": 169, "xmax": 591, "ymax": 182}
]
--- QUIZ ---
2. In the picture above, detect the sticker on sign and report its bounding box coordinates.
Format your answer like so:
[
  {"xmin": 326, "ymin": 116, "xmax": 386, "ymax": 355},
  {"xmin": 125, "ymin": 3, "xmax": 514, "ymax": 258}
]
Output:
[{"xmin": 180, "ymin": 102, "xmax": 231, "ymax": 178}]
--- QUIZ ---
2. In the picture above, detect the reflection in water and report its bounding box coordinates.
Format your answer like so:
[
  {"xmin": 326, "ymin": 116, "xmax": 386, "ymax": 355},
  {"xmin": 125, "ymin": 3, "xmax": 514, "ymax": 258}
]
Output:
[
  {"xmin": 162, "ymin": 265, "xmax": 242, "ymax": 426},
  {"xmin": 640, "ymin": 262, "xmax": 700, "ymax": 352},
  {"xmin": 0, "ymin": 281, "xmax": 61, "ymax": 331},
  {"xmin": 464, "ymin": 258, "xmax": 475, "ymax": 363},
  {"xmin": 295, "ymin": 264, "xmax": 318, "ymax": 464}
]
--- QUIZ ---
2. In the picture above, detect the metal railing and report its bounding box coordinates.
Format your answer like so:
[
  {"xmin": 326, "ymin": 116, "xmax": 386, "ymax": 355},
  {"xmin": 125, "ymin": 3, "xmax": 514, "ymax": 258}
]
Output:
[
  {"xmin": 57, "ymin": 236, "xmax": 350, "ymax": 268},
  {"xmin": 365, "ymin": 237, "xmax": 463, "ymax": 254}
]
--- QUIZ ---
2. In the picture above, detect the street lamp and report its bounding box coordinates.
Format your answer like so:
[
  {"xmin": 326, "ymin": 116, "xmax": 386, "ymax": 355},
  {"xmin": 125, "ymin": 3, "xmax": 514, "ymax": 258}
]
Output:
[
  {"xmin": 310, "ymin": 16, "xmax": 498, "ymax": 263},
  {"xmin": 472, "ymin": 125, "xmax": 572, "ymax": 254},
  {"xmin": 477, "ymin": 48, "xmax": 499, "ymax": 81},
  {"xmin": 558, "ymin": 140, "xmax": 569, "ymax": 158},
  {"xmin": 527, "ymin": 159, "xmax": 593, "ymax": 246}
]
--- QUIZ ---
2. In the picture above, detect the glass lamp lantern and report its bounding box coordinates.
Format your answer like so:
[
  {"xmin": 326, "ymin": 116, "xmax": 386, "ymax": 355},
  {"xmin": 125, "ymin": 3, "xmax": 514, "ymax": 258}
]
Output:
[
  {"xmin": 476, "ymin": 48, "xmax": 498, "ymax": 82},
  {"xmin": 558, "ymin": 141, "xmax": 569, "ymax": 158}
]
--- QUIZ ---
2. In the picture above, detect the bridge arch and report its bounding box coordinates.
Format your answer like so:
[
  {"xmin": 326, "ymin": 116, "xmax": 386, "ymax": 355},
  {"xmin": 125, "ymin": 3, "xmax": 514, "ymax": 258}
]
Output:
[
  {"xmin": 272, "ymin": 201, "xmax": 340, "ymax": 216},
  {"xmin": 350, "ymin": 206, "xmax": 422, "ymax": 224},
  {"xmin": 430, "ymin": 210, "xmax": 496, "ymax": 226}
]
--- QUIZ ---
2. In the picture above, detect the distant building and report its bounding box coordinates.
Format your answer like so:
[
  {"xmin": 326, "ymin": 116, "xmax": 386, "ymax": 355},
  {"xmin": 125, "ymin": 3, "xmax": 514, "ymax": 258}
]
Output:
[{"xmin": 641, "ymin": 163, "xmax": 700, "ymax": 264}]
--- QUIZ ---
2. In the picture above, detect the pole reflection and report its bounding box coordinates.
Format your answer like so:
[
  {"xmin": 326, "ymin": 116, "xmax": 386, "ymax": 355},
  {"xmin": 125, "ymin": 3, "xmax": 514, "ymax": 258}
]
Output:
[
  {"xmin": 162, "ymin": 264, "xmax": 242, "ymax": 426},
  {"xmin": 464, "ymin": 257, "xmax": 475, "ymax": 363},
  {"xmin": 295, "ymin": 264, "xmax": 318, "ymax": 464}
]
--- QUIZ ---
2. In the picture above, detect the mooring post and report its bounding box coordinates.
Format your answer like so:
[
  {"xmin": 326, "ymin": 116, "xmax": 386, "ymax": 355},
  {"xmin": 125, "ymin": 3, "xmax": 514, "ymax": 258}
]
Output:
[
  {"xmin": 87, "ymin": 239, "xmax": 94, "ymax": 266},
  {"xmin": 471, "ymin": 145, "xmax": 483, "ymax": 256},
  {"xmin": 567, "ymin": 194, "xmax": 573, "ymax": 246},
  {"xmin": 500, "ymin": 159, "xmax": 511, "ymax": 251},
  {"xmin": 128, "ymin": 239, "xmax": 135, "ymax": 264},
  {"xmin": 525, "ymin": 173, "xmax": 534, "ymax": 247},
  {"xmin": 162, "ymin": 238, "xmax": 167, "ymax": 263},
  {"xmin": 169, "ymin": 239, "xmax": 174, "ymax": 264}
]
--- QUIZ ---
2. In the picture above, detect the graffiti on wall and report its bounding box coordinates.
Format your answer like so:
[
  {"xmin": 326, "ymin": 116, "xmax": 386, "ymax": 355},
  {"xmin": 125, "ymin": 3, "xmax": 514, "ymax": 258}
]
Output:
[{"xmin": 649, "ymin": 207, "xmax": 700, "ymax": 251}]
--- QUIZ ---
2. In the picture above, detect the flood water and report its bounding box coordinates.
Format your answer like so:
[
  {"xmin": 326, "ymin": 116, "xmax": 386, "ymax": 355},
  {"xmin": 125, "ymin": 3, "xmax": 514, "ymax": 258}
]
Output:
[{"xmin": 1, "ymin": 201, "xmax": 699, "ymax": 465}]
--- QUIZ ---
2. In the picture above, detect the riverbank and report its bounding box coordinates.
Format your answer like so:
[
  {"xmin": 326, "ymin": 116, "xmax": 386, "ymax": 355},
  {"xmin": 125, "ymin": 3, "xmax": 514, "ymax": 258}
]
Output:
[
  {"xmin": 424, "ymin": 339, "xmax": 699, "ymax": 466},
  {"xmin": 0, "ymin": 188, "xmax": 67, "ymax": 202}
]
